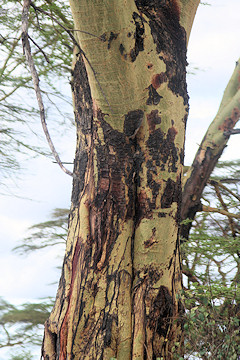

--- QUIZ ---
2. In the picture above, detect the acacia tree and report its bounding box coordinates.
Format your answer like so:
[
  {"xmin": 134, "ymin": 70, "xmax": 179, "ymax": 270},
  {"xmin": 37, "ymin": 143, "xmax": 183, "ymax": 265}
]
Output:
[
  {"xmin": 40, "ymin": 1, "xmax": 197, "ymax": 358},
  {"xmin": 19, "ymin": 0, "xmax": 238, "ymax": 359}
]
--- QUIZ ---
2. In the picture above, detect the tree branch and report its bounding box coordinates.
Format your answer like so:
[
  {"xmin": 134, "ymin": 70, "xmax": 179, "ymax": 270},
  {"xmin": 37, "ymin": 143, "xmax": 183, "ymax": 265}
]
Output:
[
  {"xmin": 21, "ymin": 0, "xmax": 73, "ymax": 177},
  {"xmin": 181, "ymin": 59, "xmax": 240, "ymax": 238},
  {"xmin": 201, "ymin": 205, "xmax": 240, "ymax": 219},
  {"xmin": 180, "ymin": 0, "xmax": 201, "ymax": 44},
  {"xmin": 182, "ymin": 267, "xmax": 200, "ymax": 284},
  {"xmin": 224, "ymin": 128, "xmax": 240, "ymax": 135},
  {"xmin": 208, "ymin": 179, "xmax": 240, "ymax": 202},
  {"xmin": 213, "ymin": 182, "xmax": 236, "ymax": 237}
]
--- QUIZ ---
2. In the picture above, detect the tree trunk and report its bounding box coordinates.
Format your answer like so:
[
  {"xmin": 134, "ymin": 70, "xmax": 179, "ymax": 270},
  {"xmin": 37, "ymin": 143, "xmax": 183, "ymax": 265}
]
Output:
[{"xmin": 42, "ymin": 1, "xmax": 199, "ymax": 359}]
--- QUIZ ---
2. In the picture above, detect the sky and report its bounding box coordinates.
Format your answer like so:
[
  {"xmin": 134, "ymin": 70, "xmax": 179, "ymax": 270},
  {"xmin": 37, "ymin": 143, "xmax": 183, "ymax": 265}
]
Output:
[{"xmin": 0, "ymin": 0, "xmax": 240, "ymax": 357}]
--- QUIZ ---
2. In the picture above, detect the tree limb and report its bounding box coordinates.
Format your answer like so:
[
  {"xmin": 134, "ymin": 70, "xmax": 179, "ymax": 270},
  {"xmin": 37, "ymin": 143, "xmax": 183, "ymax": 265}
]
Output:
[
  {"xmin": 201, "ymin": 205, "xmax": 240, "ymax": 219},
  {"xmin": 182, "ymin": 267, "xmax": 200, "ymax": 284},
  {"xmin": 208, "ymin": 179, "xmax": 240, "ymax": 202},
  {"xmin": 21, "ymin": 0, "xmax": 73, "ymax": 177},
  {"xmin": 181, "ymin": 59, "xmax": 240, "ymax": 239},
  {"xmin": 224, "ymin": 128, "xmax": 240, "ymax": 135}
]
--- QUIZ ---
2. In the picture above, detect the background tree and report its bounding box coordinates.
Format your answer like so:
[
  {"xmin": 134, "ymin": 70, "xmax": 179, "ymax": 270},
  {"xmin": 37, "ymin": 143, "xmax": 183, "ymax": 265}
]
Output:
[
  {"xmin": 0, "ymin": 297, "xmax": 53, "ymax": 359},
  {"xmin": 182, "ymin": 160, "xmax": 240, "ymax": 359}
]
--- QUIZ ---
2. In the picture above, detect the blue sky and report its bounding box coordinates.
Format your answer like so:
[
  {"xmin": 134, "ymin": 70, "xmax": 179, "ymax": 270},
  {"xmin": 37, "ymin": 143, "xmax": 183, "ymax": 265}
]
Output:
[
  {"xmin": 185, "ymin": 0, "xmax": 240, "ymax": 164},
  {"xmin": 0, "ymin": 0, "xmax": 239, "ymax": 324}
]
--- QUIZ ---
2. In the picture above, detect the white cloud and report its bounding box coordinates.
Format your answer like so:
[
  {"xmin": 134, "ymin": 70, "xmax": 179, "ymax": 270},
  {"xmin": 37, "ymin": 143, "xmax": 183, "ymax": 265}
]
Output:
[{"xmin": 0, "ymin": 249, "xmax": 62, "ymax": 300}]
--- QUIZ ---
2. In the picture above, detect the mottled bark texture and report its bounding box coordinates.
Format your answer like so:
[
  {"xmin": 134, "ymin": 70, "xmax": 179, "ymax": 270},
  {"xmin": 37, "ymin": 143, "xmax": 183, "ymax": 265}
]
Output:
[{"xmin": 42, "ymin": 1, "xmax": 200, "ymax": 359}]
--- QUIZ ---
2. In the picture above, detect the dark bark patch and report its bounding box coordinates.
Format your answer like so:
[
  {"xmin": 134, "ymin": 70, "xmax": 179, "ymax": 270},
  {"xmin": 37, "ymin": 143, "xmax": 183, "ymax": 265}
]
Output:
[
  {"xmin": 92, "ymin": 282, "xmax": 99, "ymax": 298},
  {"xmin": 103, "ymin": 314, "xmax": 113, "ymax": 347},
  {"xmin": 179, "ymin": 148, "xmax": 184, "ymax": 165},
  {"xmin": 130, "ymin": 12, "xmax": 145, "ymax": 62},
  {"xmin": 146, "ymin": 85, "xmax": 162, "ymax": 105},
  {"xmin": 167, "ymin": 126, "xmax": 178, "ymax": 141},
  {"xmin": 71, "ymin": 150, "xmax": 88, "ymax": 206},
  {"xmin": 218, "ymin": 107, "xmax": 240, "ymax": 132},
  {"xmin": 147, "ymin": 109, "xmax": 161, "ymax": 133},
  {"xmin": 71, "ymin": 54, "xmax": 93, "ymax": 207},
  {"xmin": 135, "ymin": 189, "xmax": 153, "ymax": 226},
  {"xmin": 72, "ymin": 54, "xmax": 93, "ymax": 134},
  {"xmin": 135, "ymin": 0, "xmax": 180, "ymax": 20},
  {"xmin": 146, "ymin": 127, "xmax": 178, "ymax": 173},
  {"xmin": 107, "ymin": 31, "xmax": 118, "ymax": 49},
  {"xmin": 147, "ymin": 265, "xmax": 163, "ymax": 284},
  {"xmin": 158, "ymin": 212, "xmax": 166, "ymax": 217},
  {"xmin": 144, "ymin": 227, "xmax": 157, "ymax": 248},
  {"xmin": 161, "ymin": 178, "xmax": 177, "ymax": 208},
  {"xmin": 88, "ymin": 109, "xmax": 136, "ymax": 267},
  {"xmin": 175, "ymin": 175, "xmax": 182, "ymax": 223},
  {"xmin": 151, "ymin": 72, "xmax": 167, "ymax": 89},
  {"xmin": 148, "ymin": 285, "xmax": 173, "ymax": 338},
  {"xmin": 146, "ymin": 160, "xmax": 161, "ymax": 201},
  {"xmin": 119, "ymin": 43, "xmax": 125, "ymax": 55},
  {"xmin": 147, "ymin": 63, "xmax": 153, "ymax": 69},
  {"xmin": 135, "ymin": 0, "xmax": 188, "ymax": 105},
  {"xmin": 124, "ymin": 109, "xmax": 144, "ymax": 138}
]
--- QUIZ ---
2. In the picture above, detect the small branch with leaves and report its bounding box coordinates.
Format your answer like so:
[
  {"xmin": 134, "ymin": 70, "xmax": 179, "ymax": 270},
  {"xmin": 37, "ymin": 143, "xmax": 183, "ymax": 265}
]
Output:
[{"xmin": 21, "ymin": 0, "xmax": 73, "ymax": 177}]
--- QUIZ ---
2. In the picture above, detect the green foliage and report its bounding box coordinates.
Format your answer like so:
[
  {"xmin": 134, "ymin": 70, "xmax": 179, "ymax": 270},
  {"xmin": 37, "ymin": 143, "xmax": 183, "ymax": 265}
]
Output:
[
  {"xmin": 10, "ymin": 350, "xmax": 33, "ymax": 360},
  {"xmin": 0, "ymin": 301, "xmax": 51, "ymax": 328},
  {"xmin": 182, "ymin": 161, "xmax": 240, "ymax": 359},
  {"xmin": 13, "ymin": 208, "xmax": 69, "ymax": 254},
  {"xmin": 0, "ymin": 0, "xmax": 74, "ymax": 187},
  {"xmin": 182, "ymin": 286, "xmax": 240, "ymax": 359},
  {"xmin": 0, "ymin": 297, "xmax": 54, "ymax": 356}
]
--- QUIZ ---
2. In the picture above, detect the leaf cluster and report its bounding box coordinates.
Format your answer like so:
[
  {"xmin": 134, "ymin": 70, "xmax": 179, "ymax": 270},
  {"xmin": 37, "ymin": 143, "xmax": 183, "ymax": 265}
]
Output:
[
  {"xmin": 13, "ymin": 208, "xmax": 69, "ymax": 254},
  {"xmin": 0, "ymin": 297, "xmax": 54, "ymax": 355},
  {"xmin": 0, "ymin": 0, "xmax": 74, "ymax": 187}
]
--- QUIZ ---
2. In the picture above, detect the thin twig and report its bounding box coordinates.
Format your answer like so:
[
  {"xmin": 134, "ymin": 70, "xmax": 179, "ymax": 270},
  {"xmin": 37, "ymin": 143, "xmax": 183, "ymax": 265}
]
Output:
[
  {"xmin": 22, "ymin": 0, "xmax": 73, "ymax": 177},
  {"xmin": 201, "ymin": 205, "xmax": 240, "ymax": 219},
  {"xmin": 28, "ymin": 35, "xmax": 50, "ymax": 63},
  {"xmin": 224, "ymin": 128, "xmax": 240, "ymax": 136},
  {"xmin": 182, "ymin": 268, "xmax": 200, "ymax": 284},
  {"xmin": 213, "ymin": 183, "xmax": 236, "ymax": 237},
  {"xmin": 209, "ymin": 179, "xmax": 240, "ymax": 202}
]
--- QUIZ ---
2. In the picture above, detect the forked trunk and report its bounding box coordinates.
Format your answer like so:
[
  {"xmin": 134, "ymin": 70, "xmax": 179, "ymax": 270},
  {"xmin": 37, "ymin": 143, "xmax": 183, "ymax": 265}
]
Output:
[{"xmin": 42, "ymin": 1, "xmax": 199, "ymax": 359}]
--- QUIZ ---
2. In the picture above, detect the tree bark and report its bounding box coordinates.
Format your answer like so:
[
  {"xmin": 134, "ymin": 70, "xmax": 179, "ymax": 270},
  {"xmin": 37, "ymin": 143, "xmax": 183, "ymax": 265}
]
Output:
[{"xmin": 42, "ymin": 1, "xmax": 200, "ymax": 359}]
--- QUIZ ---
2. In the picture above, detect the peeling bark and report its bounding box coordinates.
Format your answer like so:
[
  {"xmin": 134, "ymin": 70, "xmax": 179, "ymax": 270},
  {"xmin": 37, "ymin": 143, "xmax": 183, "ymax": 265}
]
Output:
[{"xmin": 42, "ymin": 1, "xmax": 201, "ymax": 359}]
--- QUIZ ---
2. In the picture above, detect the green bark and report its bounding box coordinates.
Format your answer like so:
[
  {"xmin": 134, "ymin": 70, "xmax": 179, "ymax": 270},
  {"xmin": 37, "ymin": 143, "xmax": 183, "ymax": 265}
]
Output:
[{"xmin": 42, "ymin": 1, "xmax": 200, "ymax": 359}]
